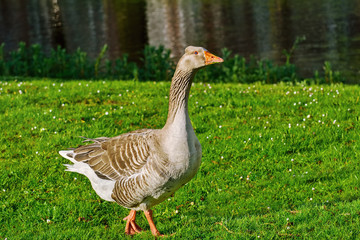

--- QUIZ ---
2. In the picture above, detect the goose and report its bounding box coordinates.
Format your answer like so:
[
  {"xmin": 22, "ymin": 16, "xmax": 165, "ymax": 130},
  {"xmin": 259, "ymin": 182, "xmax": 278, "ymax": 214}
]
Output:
[{"xmin": 59, "ymin": 46, "xmax": 223, "ymax": 236}]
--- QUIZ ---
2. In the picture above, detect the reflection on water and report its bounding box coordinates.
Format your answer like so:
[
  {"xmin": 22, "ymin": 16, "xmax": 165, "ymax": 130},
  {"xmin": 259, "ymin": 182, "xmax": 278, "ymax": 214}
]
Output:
[{"xmin": 0, "ymin": 0, "xmax": 359, "ymax": 83}]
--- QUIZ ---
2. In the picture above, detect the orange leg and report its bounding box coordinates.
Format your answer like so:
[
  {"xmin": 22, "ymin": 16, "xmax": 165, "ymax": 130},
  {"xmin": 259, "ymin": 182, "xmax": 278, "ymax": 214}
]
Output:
[
  {"xmin": 123, "ymin": 210, "xmax": 143, "ymax": 235},
  {"xmin": 144, "ymin": 209, "xmax": 164, "ymax": 237}
]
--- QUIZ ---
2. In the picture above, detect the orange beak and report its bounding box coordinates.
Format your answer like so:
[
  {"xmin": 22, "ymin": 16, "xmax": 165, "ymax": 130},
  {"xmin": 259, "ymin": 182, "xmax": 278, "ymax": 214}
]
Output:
[{"xmin": 204, "ymin": 51, "xmax": 224, "ymax": 65}]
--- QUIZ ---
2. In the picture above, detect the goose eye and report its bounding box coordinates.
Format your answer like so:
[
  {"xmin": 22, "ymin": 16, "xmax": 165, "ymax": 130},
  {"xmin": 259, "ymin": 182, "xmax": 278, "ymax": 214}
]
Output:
[{"xmin": 194, "ymin": 51, "xmax": 198, "ymax": 55}]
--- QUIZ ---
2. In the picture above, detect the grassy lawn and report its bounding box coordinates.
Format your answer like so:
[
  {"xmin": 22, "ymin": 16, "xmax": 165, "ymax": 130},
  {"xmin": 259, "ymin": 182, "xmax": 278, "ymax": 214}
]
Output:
[{"xmin": 1, "ymin": 78, "xmax": 359, "ymax": 239}]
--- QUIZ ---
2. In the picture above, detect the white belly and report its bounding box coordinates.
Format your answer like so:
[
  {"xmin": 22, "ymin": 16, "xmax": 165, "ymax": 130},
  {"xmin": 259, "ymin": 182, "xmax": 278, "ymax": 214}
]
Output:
[{"xmin": 151, "ymin": 132, "xmax": 202, "ymax": 200}]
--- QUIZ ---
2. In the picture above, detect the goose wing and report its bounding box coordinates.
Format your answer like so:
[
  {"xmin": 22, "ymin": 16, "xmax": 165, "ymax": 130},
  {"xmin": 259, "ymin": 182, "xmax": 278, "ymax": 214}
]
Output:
[{"xmin": 69, "ymin": 129, "xmax": 153, "ymax": 181}]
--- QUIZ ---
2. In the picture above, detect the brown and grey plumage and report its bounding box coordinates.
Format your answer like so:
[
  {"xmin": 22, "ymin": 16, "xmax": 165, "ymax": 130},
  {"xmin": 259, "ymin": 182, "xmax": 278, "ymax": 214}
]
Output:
[{"xmin": 59, "ymin": 46, "xmax": 223, "ymax": 236}]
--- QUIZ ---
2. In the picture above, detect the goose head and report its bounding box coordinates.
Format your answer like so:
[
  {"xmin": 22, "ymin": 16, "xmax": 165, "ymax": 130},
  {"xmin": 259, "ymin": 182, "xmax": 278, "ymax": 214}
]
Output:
[{"xmin": 177, "ymin": 46, "xmax": 224, "ymax": 71}]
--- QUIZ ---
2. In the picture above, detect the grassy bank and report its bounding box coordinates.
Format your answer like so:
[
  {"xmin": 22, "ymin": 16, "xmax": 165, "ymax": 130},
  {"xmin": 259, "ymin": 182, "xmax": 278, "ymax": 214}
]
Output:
[{"xmin": 0, "ymin": 79, "xmax": 359, "ymax": 239}]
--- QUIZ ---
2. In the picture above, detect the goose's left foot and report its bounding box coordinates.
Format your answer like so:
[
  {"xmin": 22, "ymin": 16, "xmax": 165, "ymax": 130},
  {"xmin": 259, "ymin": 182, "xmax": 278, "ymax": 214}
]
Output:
[{"xmin": 123, "ymin": 210, "xmax": 143, "ymax": 235}]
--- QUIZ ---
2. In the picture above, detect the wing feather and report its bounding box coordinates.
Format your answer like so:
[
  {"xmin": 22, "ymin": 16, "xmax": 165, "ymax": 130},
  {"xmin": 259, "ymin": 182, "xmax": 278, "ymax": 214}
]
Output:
[{"xmin": 72, "ymin": 130, "xmax": 152, "ymax": 181}]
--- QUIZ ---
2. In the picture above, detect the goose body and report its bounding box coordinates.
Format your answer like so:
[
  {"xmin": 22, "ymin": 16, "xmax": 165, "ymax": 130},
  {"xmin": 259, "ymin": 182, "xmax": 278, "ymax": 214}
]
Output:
[{"xmin": 59, "ymin": 46, "xmax": 223, "ymax": 236}]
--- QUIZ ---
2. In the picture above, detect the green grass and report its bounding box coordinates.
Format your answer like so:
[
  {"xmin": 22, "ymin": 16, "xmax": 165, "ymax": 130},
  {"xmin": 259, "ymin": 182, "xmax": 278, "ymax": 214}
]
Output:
[{"xmin": 1, "ymin": 78, "xmax": 359, "ymax": 239}]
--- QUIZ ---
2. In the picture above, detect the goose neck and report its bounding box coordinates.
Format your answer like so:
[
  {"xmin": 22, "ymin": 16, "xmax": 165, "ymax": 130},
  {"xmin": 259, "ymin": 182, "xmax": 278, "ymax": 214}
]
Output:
[{"xmin": 163, "ymin": 68, "xmax": 196, "ymax": 129}]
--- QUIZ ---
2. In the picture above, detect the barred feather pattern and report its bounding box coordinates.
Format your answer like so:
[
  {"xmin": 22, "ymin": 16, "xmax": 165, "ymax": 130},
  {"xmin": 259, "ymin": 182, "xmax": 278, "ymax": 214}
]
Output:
[{"xmin": 72, "ymin": 129, "xmax": 153, "ymax": 181}]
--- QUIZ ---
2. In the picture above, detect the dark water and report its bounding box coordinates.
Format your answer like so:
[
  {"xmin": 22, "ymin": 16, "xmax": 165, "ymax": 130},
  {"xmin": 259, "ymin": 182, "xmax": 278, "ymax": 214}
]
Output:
[{"xmin": 1, "ymin": 0, "xmax": 360, "ymax": 83}]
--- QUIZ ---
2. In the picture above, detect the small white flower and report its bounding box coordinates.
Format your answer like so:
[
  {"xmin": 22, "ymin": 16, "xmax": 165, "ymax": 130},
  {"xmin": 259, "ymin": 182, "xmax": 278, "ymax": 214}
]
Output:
[
  {"xmin": 219, "ymin": 125, "xmax": 222, "ymax": 128},
  {"xmin": 47, "ymin": 219, "xmax": 51, "ymax": 223},
  {"xmin": 36, "ymin": 151, "xmax": 39, "ymax": 154},
  {"xmin": 175, "ymin": 210, "xmax": 179, "ymax": 214},
  {"xmin": 105, "ymin": 112, "xmax": 109, "ymax": 115},
  {"xmin": 291, "ymin": 159, "xmax": 294, "ymax": 162},
  {"xmin": 97, "ymin": 90, "xmax": 100, "ymax": 93},
  {"xmin": 287, "ymin": 218, "xmax": 289, "ymax": 221},
  {"xmin": 333, "ymin": 120, "xmax": 336, "ymax": 124},
  {"xmin": 53, "ymin": 116, "xmax": 56, "ymax": 119},
  {"xmin": 312, "ymin": 188, "xmax": 315, "ymax": 191},
  {"xmin": 289, "ymin": 169, "xmax": 292, "ymax": 172},
  {"xmin": 74, "ymin": 177, "xmax": 77, "ymax": 180},
  {"xmin": 310, "ymin": 198, "xmax": 313, "ymax": 201}
]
